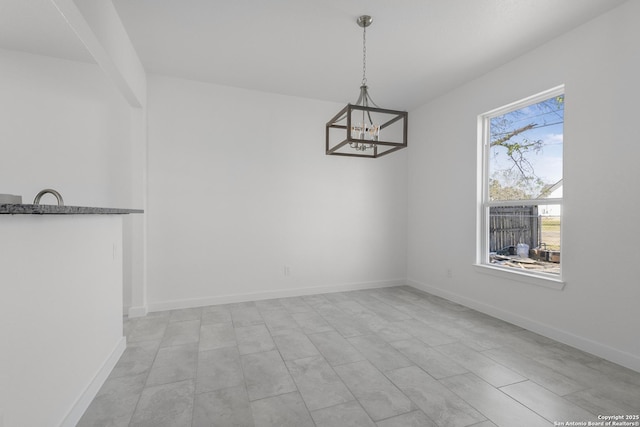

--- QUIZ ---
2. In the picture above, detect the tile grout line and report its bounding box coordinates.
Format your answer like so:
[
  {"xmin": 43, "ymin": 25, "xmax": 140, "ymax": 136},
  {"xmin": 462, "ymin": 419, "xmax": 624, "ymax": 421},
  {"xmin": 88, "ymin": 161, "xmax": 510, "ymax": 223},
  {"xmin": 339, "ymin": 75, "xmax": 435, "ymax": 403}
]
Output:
[{"xmin": 125, "ymin": 316, "xmax": 164, "ymax": 427}]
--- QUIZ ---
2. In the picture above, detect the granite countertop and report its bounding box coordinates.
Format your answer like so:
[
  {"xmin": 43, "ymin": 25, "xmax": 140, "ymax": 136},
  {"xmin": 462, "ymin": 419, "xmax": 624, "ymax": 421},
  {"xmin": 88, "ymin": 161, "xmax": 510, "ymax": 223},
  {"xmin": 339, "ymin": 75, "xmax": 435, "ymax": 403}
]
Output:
[{"xmin": 0, "ymin": 204, "xmax": 144, "ymax": 215}]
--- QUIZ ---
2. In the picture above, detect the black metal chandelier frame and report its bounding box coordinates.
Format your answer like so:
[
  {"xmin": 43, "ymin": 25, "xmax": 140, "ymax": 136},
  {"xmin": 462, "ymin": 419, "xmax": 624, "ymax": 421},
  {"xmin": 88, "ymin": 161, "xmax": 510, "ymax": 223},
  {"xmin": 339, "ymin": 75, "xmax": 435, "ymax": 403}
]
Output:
[
  {"xmin": 325, "ymin": 15, "xmax": 408, "ymax": 159},
  {"xmin": 326, "ymin": 104, "xmax": 408, "ymax": 158}
]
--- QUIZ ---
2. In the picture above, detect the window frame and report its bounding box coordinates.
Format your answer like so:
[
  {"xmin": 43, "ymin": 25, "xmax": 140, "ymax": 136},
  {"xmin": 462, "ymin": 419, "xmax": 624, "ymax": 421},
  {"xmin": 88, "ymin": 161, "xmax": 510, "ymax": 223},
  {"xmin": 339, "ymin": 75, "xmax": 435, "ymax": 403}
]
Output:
[{"xmin": 476, "ymin": 85, "xmax": 565, "ymax": 289}]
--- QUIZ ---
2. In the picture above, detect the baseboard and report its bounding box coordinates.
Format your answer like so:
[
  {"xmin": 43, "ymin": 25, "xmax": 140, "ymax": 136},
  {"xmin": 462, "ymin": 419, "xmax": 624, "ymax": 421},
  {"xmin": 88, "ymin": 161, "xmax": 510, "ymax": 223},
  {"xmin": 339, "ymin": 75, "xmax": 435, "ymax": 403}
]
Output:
[
  {"xmin": 128, "ymin": 305, "xmax": 148, "ymax": 318},
  {"xmin": 59, "ymin": 336, "xmax": 127, "ymax": 427},
  {"xmin": 146, "ymin": 279, "xmax": 404, "ymax": 312},
  {"xmin": 406, "ymin": 279, "xmax": 640, "ymax": 373}
]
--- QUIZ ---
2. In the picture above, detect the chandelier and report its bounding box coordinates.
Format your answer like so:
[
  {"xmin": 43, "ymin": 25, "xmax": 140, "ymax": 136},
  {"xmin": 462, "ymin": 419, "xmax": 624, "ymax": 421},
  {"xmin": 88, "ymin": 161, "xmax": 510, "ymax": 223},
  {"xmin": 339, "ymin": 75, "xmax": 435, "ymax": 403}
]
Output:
[{"xmin": 326, "ymin": 15, "xmax": 408, "ymax": 158}]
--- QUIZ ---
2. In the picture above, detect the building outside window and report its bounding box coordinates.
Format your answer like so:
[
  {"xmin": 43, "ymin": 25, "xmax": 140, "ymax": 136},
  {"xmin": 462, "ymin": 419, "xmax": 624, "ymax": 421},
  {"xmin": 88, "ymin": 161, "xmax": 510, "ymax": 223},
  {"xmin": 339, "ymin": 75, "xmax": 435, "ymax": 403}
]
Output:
[{"xmin": 478, "ymin": 86, "xmax": 564, "ymax": 279}]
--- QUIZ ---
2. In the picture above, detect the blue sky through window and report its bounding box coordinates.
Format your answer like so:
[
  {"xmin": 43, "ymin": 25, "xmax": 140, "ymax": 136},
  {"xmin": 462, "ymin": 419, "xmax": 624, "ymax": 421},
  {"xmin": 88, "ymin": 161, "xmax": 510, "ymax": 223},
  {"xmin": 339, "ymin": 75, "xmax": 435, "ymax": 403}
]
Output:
[{"xmin": 489, "ymin": 95, "xmax": 564, "ymax": 200}]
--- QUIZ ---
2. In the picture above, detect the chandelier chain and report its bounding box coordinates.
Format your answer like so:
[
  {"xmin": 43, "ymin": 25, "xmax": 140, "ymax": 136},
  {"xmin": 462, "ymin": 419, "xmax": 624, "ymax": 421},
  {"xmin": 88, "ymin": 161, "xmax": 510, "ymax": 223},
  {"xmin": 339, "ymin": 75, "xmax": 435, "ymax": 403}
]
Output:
[{"xmin": 361, "ymin": 24, "xmax": 367, "ymax": 86}]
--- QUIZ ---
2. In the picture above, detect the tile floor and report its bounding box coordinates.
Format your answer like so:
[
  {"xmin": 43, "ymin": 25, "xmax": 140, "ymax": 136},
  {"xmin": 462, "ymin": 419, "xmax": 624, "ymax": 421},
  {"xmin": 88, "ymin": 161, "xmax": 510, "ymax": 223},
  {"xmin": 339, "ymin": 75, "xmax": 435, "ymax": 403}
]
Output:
[{"xmin": 78, "ymin": 286, "xmax": 640, "ymax": 426}]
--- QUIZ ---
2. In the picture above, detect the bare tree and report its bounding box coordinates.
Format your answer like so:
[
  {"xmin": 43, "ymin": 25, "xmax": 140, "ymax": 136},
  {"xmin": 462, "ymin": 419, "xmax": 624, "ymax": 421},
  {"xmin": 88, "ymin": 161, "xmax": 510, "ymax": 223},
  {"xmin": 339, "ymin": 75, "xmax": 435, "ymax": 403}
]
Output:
[{"xmin": 489, "ymin": 96, "xmax": 564, "ymax": 199}]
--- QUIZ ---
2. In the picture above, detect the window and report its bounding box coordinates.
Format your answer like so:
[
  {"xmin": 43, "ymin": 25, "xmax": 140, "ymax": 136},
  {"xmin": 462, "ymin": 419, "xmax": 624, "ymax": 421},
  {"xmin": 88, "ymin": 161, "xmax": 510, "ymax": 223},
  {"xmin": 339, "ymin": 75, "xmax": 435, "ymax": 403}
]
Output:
[{"xmin": 478, "ymin": 86, "xmax": 564, "ymax": 281}]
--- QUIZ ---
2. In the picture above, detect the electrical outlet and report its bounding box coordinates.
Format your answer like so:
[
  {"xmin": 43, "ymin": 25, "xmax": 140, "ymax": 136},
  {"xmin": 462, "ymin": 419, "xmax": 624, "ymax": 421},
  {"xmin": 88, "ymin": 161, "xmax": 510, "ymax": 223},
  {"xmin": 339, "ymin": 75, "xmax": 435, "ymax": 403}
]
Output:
[
  {"xmin": 283, "ymin": 266, "xmax": 290, "ymax": 277},
  {"xmin": 446, "ymin": 269, "xmax": 452, "ymax": 278}
]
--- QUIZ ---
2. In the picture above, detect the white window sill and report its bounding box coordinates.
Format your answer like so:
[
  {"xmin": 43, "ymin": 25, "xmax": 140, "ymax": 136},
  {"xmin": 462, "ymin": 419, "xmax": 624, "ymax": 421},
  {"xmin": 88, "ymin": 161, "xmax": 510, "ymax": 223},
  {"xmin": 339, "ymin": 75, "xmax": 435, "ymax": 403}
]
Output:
[{"xmin": 473, "ymin": 264, "xmax": 565, "ymax": 290}]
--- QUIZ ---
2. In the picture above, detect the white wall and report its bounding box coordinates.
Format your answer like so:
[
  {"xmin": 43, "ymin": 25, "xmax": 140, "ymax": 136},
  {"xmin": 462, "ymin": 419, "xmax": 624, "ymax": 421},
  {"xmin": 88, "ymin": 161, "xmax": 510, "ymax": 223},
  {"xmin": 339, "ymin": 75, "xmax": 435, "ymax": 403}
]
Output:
[
  {"xmin": 0, "ymin": 47, "xmax": 145, "ymax": 313},
  {"xmin": 0, "ymin": 48, "xmax": 135, "ymax": 424},
  {"xmin": 146, "ymin": 75, "xmax": 408, "ymax": 309},
  {"xmin": 407, "ymin": 1, "xmax": 640, "ymax": 371},
  {"xmin": 72, "ymin": 0, "xmax": 147, "ymax": 106},
  {"xmin": 0, "ymin": 216, "xmax": 125, "ymax": 427},
  {"xmin": 0, "ymin": 48, "xmax": 132, "ymax": 208}
]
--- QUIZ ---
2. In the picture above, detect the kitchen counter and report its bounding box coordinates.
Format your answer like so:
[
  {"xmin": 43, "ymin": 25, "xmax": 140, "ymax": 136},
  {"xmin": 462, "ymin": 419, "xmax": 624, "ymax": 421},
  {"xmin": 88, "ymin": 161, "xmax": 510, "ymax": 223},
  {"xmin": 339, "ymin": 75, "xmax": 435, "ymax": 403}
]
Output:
[
  {"xmin": 1, "ymin": 213, "xmax": 128, "ymax": 426},
  {"xmin": 0, "ymin": 204, "xmax": 143, "ymax": 215}
]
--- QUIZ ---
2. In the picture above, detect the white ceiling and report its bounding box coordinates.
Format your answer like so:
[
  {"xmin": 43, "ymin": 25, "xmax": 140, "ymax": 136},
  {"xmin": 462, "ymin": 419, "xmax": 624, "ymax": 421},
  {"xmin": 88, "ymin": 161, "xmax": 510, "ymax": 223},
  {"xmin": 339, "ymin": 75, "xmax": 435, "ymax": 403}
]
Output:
[
  {"xmin": 1, "ymin": 0, "xmax": 629, "ymax": 110},
  {"xmin": 0, "ymin": 0, "xmax": 94, "ymax": 63}
]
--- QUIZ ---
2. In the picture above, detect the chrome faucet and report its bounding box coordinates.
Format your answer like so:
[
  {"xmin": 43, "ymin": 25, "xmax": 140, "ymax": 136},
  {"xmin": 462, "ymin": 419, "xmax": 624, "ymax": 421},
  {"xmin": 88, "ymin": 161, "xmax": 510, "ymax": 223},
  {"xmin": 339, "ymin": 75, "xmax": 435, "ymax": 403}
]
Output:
[{"xmin": 33, "ymin": 189, "xmax": 64, "ymax": 206}]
